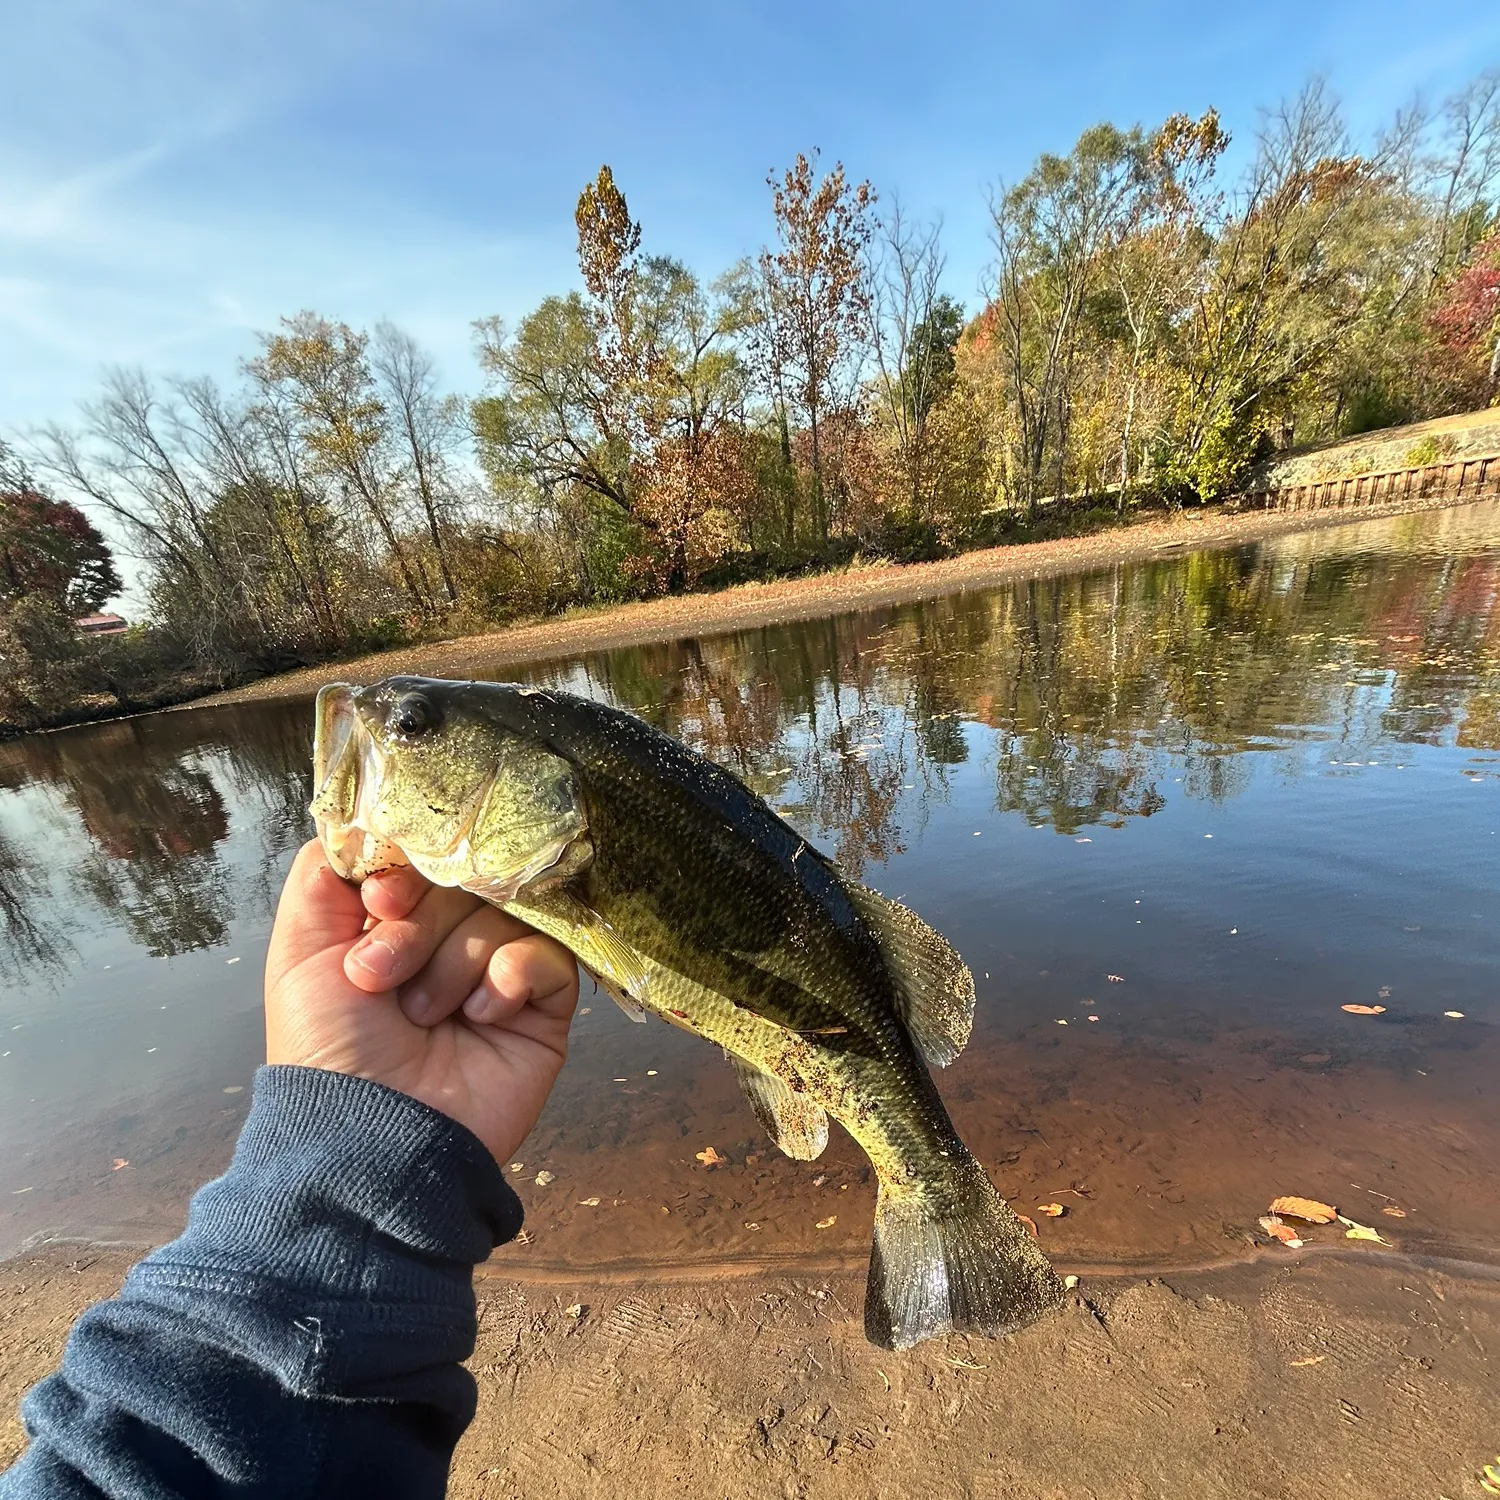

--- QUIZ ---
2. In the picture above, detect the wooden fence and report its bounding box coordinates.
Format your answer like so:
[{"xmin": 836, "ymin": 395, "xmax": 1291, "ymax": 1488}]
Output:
[{"xmin": 1241, "ymin": 453, "xmax": 1500, "ymax": 512}]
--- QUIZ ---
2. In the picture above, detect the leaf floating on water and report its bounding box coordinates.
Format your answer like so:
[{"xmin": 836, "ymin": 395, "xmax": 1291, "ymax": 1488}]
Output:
[
  {"xmin": 1037, "ymin": 1202, "xmax": 1067, "ymax": 1218},
  {"xmin": 1269, "ymin": 1196, "xmax": 1338, "ymax": 1224},
  {"xmin": 695, "ymin": 1146, "xmax": 726, "ymax": 1168},
  {"xmin": 1107, "ymin": 974, "xmax": 1124, "ymax": 983},
  {"xmin": 1444, "ymin": 1011, "xmax": 1465, "ymax": 1019},
  {"xmin": 816, "ymin": 1216, "xmax": 837, "ymax": 1229},
  {"xmin": 533, "ymin": 1171, "xmax": 555, "ymax": 1186},
  {"xmin": 1338, "ymin": 1215, "xmax": 1391, "ymax": 1245},
  {"xmin": 1258, "ymin": 1215, "xmax": 1304, "ymax": 1248},
  {"xmin": 1381, "ymin": 1206, "xmax": 1408, "ymax": 1218},
  {"xmin": 1341, "ymin": 1004, "xmax": 1386, "ymax": 1015}
]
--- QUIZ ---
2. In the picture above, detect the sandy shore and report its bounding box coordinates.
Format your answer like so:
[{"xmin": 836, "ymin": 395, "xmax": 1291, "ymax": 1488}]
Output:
[
  {"xmin": 3, "ymin": 1245, "xmax": 1496, "ymax": 1496},
  {"xmin": 196, "ymin": 493, "xmax": 1480, "ymax": 708}
]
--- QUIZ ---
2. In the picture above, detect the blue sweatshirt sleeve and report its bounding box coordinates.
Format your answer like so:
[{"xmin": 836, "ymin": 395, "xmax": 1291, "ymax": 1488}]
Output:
[{"xmin": 0, "ymin": 1064, "xmax": 524, "ymax": 1500}]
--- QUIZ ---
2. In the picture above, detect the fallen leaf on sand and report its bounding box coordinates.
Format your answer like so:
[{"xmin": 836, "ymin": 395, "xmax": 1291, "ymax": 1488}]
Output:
[
  {"xmin": 695, "ymin": 1146, "xmax": 727, "ymax": 1167},
  {"xmin": 508, "ymin": 1163, "xmax": 524, "ymax": 1173},
  {"xmin": 1381, "ymin": 1206, "xmax": 1408, "ymax": 1218},
  {"xmin": 515, "ymin": 1229, "xmax": 534, "ymax": 1245},
  {"xmin": 1269, "ymin": 1195, "xmax": 1338, "ymax": 1223},
  {"xmin": 1339, "ymin": 1215, "xmax": 1391, "ymax": 1245},
  {"xmin": 111, "ymin": 1159, "xmax": 128, "ymax": 1171},
  {"xmin": 1341, "ymin": 1004, "xmax": 1386, "ymax": 1015},
  {"xmin": 564, "ymin": 1303, "xmax": 583, "ymax": 1318},
  {"xmin": 1037, "ymin": 1202, "xmax": 1067, "ymax": 1217},
  {"xmin": 1258, "ymin": 1215, "xmax": 1304, "ymax": 1248},
  {"xmin": 1017, "ymin": 1214, "xmax": 1039, "ymax": 1237},
  {"xmin": 533, "ymin": 1171, "xmax": 555, "ymax": 1186},
  {"xmin": 1289, "ymin": 1355, "xmax": 1325, "ymax": 1367},
  {"xmin": 743, "ymin": 1222, "xmax": 761, "ymax": 1231},
  {"xmin": 816, "ymin": 1216, "xmax": 837, "ymax": 1229},
  {"xmin": 1063, "ymin": 1274, "xmax": 1080, "ymax": 1290},
  {"xmin": 577, "ymin": 1197, "xmax": 600, "ymax": 1206}
]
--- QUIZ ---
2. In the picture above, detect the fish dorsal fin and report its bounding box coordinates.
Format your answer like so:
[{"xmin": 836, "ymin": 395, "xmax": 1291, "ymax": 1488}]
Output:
[
  {"xmin": 499, "ymin": 886, "xmax": 652, "ymax": 1016},
  {"xmin": 728, "ymin": 1056, "xmax": 829, "ymax": 1161},
  {"xmin": 842, "ymin": 882, "xmax": 975, "ymax": 1068}
]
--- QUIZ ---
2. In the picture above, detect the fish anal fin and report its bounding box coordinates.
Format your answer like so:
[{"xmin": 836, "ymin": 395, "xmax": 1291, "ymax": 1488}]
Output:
[
  {"xmin": 843, "ymin": 882, "xmax": 975, "ymax": 1067},
  {"xmin": 729, "ymin": 1056, "xmax": 829, "ymax": 1161}
]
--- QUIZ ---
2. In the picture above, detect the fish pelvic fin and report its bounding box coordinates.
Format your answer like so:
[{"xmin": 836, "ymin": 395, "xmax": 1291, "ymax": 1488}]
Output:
[
  {"xmin": 504, "ymin": 887, "xmax": 651, "ymax": 1013},
  {"xmin": 843, "ymin": 882, "xmax": 975, "ymax": 1068},
  {"xmin": 865, "ymin": 1155, "xmax": 1064, "ymax": 1351},
  {"xmin": 728, "ymin": 1055, "xmax": 829, "ymax": 1161}
]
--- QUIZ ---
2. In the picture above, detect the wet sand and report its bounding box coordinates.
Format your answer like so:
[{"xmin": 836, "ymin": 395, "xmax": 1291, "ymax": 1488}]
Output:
[
  {"xmin": 197, "ymin": 492, "xmax": 1480, "ymax": 708},
  {"xmin": 4, "ymin": 1247, "xmax": 1497, "ymax": 1497}
]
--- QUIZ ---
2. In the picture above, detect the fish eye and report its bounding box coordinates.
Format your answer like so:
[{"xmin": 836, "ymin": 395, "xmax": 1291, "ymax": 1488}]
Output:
[{"xmin": 390, "ymin": 692, "xmax": 438, "ymax": 738}]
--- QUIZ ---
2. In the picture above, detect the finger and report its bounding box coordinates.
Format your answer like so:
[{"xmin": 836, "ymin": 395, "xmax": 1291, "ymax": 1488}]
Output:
[
  {"xmin": 343, "ymin": 882, "xmax": 481, "ymax": 992},
  {"xmin": 397, "ymin": 905, "xmax": 535, "ymax": 1025},
  {"xmin": 461, "ymin": 933, "xmax": 579, "ymax": 1027},
  {"xmin": 267, "ymin": 841, "xmax": 367, "ymax": 984},
  {"xmin": 360, "ymin": 863, "xmax": 432, "ymax": 923}
]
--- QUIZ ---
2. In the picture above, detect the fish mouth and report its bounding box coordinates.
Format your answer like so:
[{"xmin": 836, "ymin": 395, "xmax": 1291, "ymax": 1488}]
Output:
[{"xmin": 309, "ymin": 683, "xmax": 408, "ymax": 881}]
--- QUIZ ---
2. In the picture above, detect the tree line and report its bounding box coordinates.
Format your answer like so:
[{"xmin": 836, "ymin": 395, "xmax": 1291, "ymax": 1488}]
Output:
[{"xmin": 3, "ymin": 70, "xmax": 1499, "ymax": 730}]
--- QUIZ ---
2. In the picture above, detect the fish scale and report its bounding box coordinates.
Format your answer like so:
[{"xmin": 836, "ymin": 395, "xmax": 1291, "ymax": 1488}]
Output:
[{"xmin": 312, "ymin": 675, "xmax": 1064, "ymax": 1350}]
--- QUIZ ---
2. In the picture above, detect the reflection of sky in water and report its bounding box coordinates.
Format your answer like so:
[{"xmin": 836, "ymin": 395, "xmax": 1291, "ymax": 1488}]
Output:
[{"xmin": 2, "ymin": 501, "xmax": 1499, "ymax": 1255}]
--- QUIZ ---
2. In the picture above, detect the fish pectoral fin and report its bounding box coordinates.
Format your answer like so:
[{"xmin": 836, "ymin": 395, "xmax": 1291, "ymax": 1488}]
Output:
[
  {"xmin": 842, "ymin": 881, "xmax": 975, "ymax": 1068},
  {"xmin": 584, "ymin": 965, "xmax": 649, "ymax": 1023},
  {"xmin": 729, "ymin": 1055, "xmax": 829, "ymax": 1161},
  {"xmin": 504, "ymin": 888, "xmax": 651, "ymax": 1008}
]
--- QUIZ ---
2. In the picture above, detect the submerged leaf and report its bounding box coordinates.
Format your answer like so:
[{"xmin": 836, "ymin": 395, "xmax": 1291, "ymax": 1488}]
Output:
[
  {"xmin": 1258, "ymin": 1215, "xmax": 1304, "ymax": 1247},
  {"xmin": 1339, "ymin": 1215, "xmax": 1391, "ymax": 1245}
]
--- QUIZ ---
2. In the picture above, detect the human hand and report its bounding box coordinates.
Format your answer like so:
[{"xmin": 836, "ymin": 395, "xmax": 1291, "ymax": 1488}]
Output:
[{"xmin": 265, "ymin": 840, "xmax": 579, "ymax": 1165}]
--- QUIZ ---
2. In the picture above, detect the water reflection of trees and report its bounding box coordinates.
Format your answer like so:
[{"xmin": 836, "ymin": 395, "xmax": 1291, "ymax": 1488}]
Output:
[
  {"xmin": 542, "ymin": 536, "xmax": 1500, "ymax": 851},
  {"xmin": 0, "ymin": 700, "xmax": 313, "ymax": 966},
  {"xmin": 3, "ymin": 523, "xmax": 1500, "ymax": 981}
]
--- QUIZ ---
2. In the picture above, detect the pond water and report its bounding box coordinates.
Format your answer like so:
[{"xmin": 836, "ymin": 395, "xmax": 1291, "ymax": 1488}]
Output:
[{"xmin": 3, "ymin": 502, "xmax": 1499, "ymax": 1278}]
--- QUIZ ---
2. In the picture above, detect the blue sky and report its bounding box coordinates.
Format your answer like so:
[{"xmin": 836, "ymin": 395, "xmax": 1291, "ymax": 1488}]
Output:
[{"xmin": 3, "ymin": 0, "xmax": 1498, "ymax": 433}]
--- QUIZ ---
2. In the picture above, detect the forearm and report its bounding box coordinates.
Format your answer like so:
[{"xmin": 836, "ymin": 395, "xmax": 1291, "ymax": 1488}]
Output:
[{"xmin": 1, "ymin": 1066, "xmax": 523, "ymax": 1500}]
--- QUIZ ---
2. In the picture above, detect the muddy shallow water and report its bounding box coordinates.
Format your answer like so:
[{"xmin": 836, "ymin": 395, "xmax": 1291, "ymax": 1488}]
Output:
[{"xmin": 2, "ymin": 501, "xmax": 1498, "ymax": 1276}]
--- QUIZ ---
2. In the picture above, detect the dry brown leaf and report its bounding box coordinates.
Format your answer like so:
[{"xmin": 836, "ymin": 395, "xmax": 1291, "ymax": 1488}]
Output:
[
  {"xmin": 695, "ymin": 1146, "xmax": 726, "ymax": 1167},
  {"xmin": 1289, "ymin": 1355, "xmax": 1325, "ymax": 1367},
  {"xmin": 1341, "ymin": 1004, "xmax": 1387, "ymax": 1015},
  {"xmin": 1381, "ymin": 1206, "xmax": 1408, "ymax": 1218},
  {"xmin": 533, "ymin": 1170, "xmax": 555, "ymax": 1186},
  {"xmin": 577, "ymin": 1197, "xmax": 600, "ymax": 1207},
  {"xmin": 816, "ymin": 1216, "xmax": 837, "ymax": 1229},
  {"xmin": 1036, "ymin": 1202, "xmax": 1067, "ymax": 1217},
  {"xmin": 1269, "ymin": 1195, "xmax": 1338, "ymax": 1223}
]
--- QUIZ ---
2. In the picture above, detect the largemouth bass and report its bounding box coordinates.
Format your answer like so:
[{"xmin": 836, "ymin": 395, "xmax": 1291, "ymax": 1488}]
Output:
[{"xmin": 311, "ymin": 676, "xmax": 1064, "ymax": 1348}]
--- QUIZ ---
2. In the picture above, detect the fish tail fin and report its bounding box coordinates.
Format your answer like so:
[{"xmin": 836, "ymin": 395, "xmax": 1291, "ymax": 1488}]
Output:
[{"xmin": 865, "ymin": 1155, "xmax": 1065, "ymax": 1351}]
